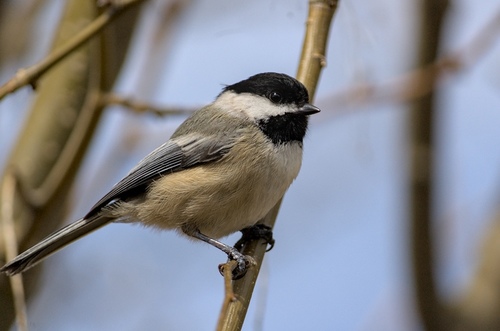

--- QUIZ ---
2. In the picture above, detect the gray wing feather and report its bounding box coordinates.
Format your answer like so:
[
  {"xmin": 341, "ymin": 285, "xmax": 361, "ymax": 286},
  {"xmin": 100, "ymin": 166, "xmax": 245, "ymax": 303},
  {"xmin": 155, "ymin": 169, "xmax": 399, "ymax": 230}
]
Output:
[
  {"xmin": 175, "ymin": 133, "xmax": 236, "ymax": 167},
  {"xmin": 85, "ymin": 133, "xmax": 237, "ymax": 218}
]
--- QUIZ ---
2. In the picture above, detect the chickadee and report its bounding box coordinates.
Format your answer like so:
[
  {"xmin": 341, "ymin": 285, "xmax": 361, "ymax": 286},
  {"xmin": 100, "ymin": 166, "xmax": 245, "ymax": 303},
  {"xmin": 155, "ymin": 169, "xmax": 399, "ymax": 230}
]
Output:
[{"xmin": 1, "ymin": 72, "xmax": 320, "ymax": 278}]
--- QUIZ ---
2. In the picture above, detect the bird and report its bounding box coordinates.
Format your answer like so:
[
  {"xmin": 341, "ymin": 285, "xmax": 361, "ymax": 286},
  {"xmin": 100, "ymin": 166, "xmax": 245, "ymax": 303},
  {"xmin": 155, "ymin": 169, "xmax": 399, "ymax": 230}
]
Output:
[{"xmin": 1, "ymin": 72, "xmax": 320, "ymax": 279}]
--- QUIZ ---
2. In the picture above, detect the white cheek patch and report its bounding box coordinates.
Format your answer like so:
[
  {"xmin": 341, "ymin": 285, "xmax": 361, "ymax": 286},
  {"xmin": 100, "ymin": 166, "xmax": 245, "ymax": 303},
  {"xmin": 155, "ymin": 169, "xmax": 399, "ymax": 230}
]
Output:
[{"xmin": 213, "ymin": 91, "xmax": 292, "ymax": 121}]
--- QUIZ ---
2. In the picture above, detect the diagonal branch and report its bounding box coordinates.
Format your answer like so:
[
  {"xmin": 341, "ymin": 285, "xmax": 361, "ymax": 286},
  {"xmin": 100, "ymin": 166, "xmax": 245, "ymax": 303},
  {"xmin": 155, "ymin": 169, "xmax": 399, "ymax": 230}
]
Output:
[{"xmin": 0, "ymin": 0, "xmax": 145, "ymax": 101}]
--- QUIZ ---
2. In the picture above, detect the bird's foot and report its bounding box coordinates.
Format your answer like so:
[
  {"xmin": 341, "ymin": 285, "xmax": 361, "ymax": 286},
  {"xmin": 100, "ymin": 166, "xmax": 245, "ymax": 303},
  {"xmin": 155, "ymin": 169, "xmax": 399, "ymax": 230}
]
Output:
[
  {"xmin": 234, "ymin": 224, "xmax": 275, "ymax": 252},
  {"xmin": 218, "ymin": 249, "xmax": 256, "ymax": 280}
]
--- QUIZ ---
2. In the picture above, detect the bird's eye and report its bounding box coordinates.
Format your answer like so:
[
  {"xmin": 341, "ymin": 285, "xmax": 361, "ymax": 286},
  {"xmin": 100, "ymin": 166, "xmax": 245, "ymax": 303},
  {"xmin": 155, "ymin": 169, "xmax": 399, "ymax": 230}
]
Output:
[{"xmin": 269, "ymin": 92, "xmax": 282, "ymax": 104}]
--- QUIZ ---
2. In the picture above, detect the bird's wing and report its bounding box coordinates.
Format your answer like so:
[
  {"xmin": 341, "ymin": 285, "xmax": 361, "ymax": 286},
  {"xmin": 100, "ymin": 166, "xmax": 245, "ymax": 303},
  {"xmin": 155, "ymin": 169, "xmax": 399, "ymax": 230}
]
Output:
[
  {"xmin": 85, "ymin": 133, "xmax": 238, "ymax": 218},
  {"xmin": 1, "ymin": 133, "xmax": 240, "ymax": 276}
]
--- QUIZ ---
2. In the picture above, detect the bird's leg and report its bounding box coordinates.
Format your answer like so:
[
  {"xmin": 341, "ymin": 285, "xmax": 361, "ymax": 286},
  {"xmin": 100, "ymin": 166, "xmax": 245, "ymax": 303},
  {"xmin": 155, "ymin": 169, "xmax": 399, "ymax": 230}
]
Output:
[
  {"xmin": 183, "ymin": 226, "xmax": 252, "ymax": 279},
  {"xmin": 234, "ymin": 224, "xmax": 275, "ymax": 252}
]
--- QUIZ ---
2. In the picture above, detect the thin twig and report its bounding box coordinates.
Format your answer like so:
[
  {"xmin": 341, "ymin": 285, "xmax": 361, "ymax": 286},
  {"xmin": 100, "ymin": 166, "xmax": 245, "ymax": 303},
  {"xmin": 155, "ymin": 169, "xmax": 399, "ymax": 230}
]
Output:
[
  {"xmin": 216, "ymin": 261, "xmax": 238, "ymax": 331},
  {"xmin": 215, "ymin": 1, "xmax": 339, "ymax": 330},
  {"xmin": 99, "ymin": 93, "xmax": 196, "ymax": 116},
  {"xmin": 1, "ymin": 171, "xmax": 28, "ymax": 331},
  {"xmin": 0, "ymin": 0, "xmax": 145, "ymax": 101}
]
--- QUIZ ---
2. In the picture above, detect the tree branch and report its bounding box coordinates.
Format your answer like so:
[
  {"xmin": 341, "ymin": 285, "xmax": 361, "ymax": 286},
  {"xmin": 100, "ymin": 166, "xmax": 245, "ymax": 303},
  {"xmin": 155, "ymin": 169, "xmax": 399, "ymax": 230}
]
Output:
[
  {"xmin": 0, "ymin": 0, "xmax": 145, "ymax": 101},
  {"xmin": 297, "ymin": 0, "xmax": 338, "ymax": 98},
  {"xmin": 99, "ymin": 93, "xmax": 196, "ymax": 116},
  {"xmin": 215, "ymin": 1, "xmax": 339, "ymax": 330},
  {"xmin": 410, "ymin": 1, "xmax": 450, "ymax": 330}
]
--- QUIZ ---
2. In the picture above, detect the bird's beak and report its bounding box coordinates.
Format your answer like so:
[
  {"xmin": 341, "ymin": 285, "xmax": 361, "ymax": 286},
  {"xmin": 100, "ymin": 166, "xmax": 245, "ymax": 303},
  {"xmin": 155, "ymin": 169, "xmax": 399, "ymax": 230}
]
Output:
[{"xmin": 298, "ymin": 103, "xmax": 321, "ymax": 115}]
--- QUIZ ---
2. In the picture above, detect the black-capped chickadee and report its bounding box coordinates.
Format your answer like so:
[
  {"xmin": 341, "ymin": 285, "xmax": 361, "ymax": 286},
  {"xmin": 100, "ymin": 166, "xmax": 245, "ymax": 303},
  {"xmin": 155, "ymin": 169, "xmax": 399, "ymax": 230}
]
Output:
[{"xmin": 1, "ymin": 72, "xmax": 320, "ymax": 278}]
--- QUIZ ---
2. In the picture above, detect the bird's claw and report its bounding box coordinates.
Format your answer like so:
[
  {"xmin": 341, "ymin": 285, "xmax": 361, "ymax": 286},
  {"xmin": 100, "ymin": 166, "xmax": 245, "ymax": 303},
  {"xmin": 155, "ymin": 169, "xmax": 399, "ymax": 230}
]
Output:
[
  {"xmin": 234, "ymin": 224, "xmax": 275, "ymax": 252},
  {"xmin": 218, "ymin": 251, "xmax": 255, "ymax": 280}
]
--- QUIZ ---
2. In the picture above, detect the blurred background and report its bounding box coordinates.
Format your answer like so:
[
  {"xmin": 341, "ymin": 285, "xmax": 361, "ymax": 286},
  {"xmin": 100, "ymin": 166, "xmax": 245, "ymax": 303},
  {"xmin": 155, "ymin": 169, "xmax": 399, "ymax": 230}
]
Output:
[{"xmin": 1, "ymin": 0, "xmax": 500, "ymax": 330}]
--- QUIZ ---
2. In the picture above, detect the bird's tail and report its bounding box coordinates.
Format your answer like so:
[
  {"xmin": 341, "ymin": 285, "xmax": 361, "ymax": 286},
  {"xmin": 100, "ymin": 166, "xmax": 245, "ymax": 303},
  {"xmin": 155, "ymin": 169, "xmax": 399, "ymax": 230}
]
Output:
[{"xmin": 1, "ymin": 214, "xmax": 111, "ymax": 276}]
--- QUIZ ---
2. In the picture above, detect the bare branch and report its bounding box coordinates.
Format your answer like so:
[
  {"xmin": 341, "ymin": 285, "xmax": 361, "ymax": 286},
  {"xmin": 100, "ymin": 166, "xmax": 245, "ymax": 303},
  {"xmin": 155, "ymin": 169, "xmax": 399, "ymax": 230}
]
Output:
[
  {"xmin": 99, "ymin": 93, "xmax": 196, "ymax": 116},
  {"xmin": 0, "ymin": 0, "xmax": 146, "ymax": 101},
  {"xmin": 297, "ymin": 0, "xmax": 338, "ymax": 99}
]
